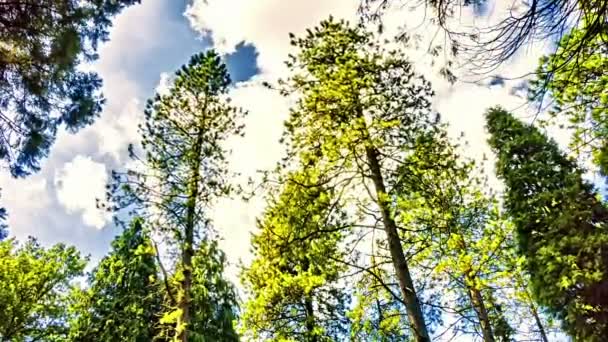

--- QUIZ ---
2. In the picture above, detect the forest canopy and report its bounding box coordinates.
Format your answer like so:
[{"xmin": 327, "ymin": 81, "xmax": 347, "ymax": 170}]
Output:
[{"xmin": 1, "ymin": 0, "xmax": 608, "ymax": 341}]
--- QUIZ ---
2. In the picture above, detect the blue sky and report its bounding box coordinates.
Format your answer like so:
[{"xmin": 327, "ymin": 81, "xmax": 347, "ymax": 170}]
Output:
[{"xmin": 0, "ymin": 0, "xmax": 570, "ymax": 291}]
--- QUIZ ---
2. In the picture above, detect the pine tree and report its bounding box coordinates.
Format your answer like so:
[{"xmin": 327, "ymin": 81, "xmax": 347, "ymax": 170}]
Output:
[
  {"xmin": 0, "ymin": 0, "xmax": 140, "ymax": 177},
  {"xmin": 241, "ymin": 168, "xmax": 351, "ymax": 341},
  {"xmin": 68, "ymin": 218, "xmax": 164, "ymax": 342},
  {"xmin": 485, "ymin": 106, "xmax": 608, "ymax": 340},
  {"xmin": 278, "ymin": 18, "xmax": 443, "ymax": 341},
  {"xmin": 108, "ymin": 50, "xmax": 244, "ymax": 341}
]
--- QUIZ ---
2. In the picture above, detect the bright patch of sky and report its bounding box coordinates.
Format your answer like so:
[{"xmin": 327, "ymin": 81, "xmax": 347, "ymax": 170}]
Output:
[{"xmin": 0, "ymin": 2, "xmax": 574, "ymax": 334}]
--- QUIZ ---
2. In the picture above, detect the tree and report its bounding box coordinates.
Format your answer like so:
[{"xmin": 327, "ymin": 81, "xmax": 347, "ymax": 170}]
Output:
[
  {"xmin": 241, "ymin": 169, "xmax": 351, "ymax": 341},
  {"xmin": 108, "ymin": 50, "xmax": 244, "ymax": 341},
  {"xmin": 68, "ymin": 218, "xmax": 164, "ymax": 342},
  {"xmin": 0, "ymin": 0, "xmax": 140, "ymax": 177},
  {"xmin": 392, "ymin": 133, "xmax": 508, "ymax": 342},
  {"xmin": 531, "ymin": 23, "xmax": 608, "ymax": 175},
  {"xmin": 278, "ymin": 18, "xmax": 444, "ymax": 341},
  {"xmin": 187, "ymin": 240, "xmax": 240, "ymax": 342},
  {"xmin": 485, "ymin": 106, "xmax": 608, "ymax": 340},
  {"xmin": 0, "ymin": 237, "xmax": 86, "ymax": 341}
]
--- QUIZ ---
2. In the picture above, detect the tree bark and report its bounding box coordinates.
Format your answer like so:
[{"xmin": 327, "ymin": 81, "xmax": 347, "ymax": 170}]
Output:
[
  {"xmin": 176, "ymin": 125, "xmax": 204, "ymax": 342},
  {"xmin": 530, "ymin": 302, "xmax": 549, "ymax": 342},
  {"xmin": 467, "ymin": 285, "xmax": 496, "ymax": 342},
  {"xmin": 458, "ymin": 238, "xmax": 495, "ymax": 342},
  {"xmin": 365, "ymin": 145, "xmax": 430, "ymax": 342},
  {"xmin": 304, "ymin": 295, "xmax": 318, "ymax": 342}
]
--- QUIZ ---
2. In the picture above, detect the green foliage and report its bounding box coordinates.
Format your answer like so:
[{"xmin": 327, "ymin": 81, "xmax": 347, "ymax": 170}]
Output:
[
  {"xmin": 349, "ymin": 263, "xmax": 413, "ymax": 342},
  {"xmin": 109, "ymin": 50, "xmax": 245, "ymax": 239},
  {"xmin": 0, "ymin": 0, "xmax": 139, "ymax": 177},
  {"xmin": 0, "ymin": 238, "xmax": 86, "ymax": 341},
  {"xmin": 189, "ymin": 241, "xmax": 240, "ymax": 342},
  {"xmin": 531, "ymin": 21, "xmax": 608, "ymax": 175},
  {"xmin": 278, "ymin": 17, "xmax": 442, "ymax": 340},
  {"xmin": 486, "ymin": 106, "xmax": 608, "ymax": 340},
  {"xmin": 68, "ymin": 218, "xmax": 164, "ymax": 342},
  {"xmin": 108, "ymin": 50, "xmax": 244, "ymax": 341},
  {"xmin": 241, "ymin": 169, "xmax": 351, "ymax": 341}
]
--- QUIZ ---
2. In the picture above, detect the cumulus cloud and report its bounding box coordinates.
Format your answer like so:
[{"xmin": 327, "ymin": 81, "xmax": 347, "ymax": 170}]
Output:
[
  {"xmin": 213, "ymin": 77, "xmax": 290, "ymax": 280},
  {"xmin": 54, "ymin": 156, "xmax": 111, "ymax": 229},
  {"xmin": 186, "ymin": 0, "xmax": 358, "ymax": 73}
]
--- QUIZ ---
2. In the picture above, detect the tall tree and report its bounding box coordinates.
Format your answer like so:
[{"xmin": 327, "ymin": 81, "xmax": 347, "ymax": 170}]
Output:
[
  {"xmin": 68, "ymin": 218, "xmax": 164, "ymax": 342},
  {"xmin": 279, "ymin": 18, "xmax": 444, "ymax": 341},
  {"xmin": 241, "ymin": 169, "xmax": 351, "ymax": 341},
  {"xmin": 0, "ymin": 237, "xmax": 86, "ymax": 341},
  {"xmin": 0, "ymin": 0, "xmax": 140, "ymax": 177},
  {"xmin": 108, "ymin": 50, "xmax": 244, "ymax": 341},
  {"xmin": 486, "ymin": 106, "xmax": 608, "ymax": 340}
]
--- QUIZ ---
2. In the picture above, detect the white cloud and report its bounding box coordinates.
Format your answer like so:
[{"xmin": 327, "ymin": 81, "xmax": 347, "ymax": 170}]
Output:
[
  {"xmin": 93, "ymin": 98, "xmax": 142, "ymax": 162},
  {"xmin": 186, "ymin": 0, "xmax": 358, "ymax": 74},
  {"xmin": 54, "ymin": 156, "xmax": 111, "ymax": 229},
  {"xmin": 156, "ymin": 72, "xmax": 175, "ymax": 96},
  {"xmin": 213, "ymin": 77, "xmax": 290, "ymax": 281}
]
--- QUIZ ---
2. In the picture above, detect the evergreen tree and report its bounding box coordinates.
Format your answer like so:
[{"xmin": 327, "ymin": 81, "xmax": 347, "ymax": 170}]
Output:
[
  {"xmin": 485, "ymin": 106, "xmax": 608, "ymax": 340},
  {"xmin": 278, "ymin": 18, "xmax": 443, "ymax": 341},
  {"xmin": 0, "ymin": 0, "xmax": 140, "ymax": 177},
  {"xmin": 241, "ymin": 169, "xmax": 351, "ymax": 341},
  {"xmin": 108, "ymin": 50, "xmax": 244, "ymax": 341},
  {"xmin": 68, "ymin": 218, "xmax": 164, "ymax": 342},
  {"xmin": 188, "ymin": 240, "xmax": 240, "ymax": 342},
  {"xmin": 0, "ymin": 238, "xmax": 86, "ymax": 341}
]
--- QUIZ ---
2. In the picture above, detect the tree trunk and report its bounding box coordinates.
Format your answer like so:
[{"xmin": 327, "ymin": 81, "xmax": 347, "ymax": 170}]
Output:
[
  {"xmin": 176, "ymin": 127, "xmax": 204, "ymax": 342},
  {"xmin": 365, "ymin": 145, "xmax": 430, "ymax": 342},
  {"xmin": 304, "ymin": 295, "xmax": 318, "ymax": 342},
  {"xmin": 458, "ymin": 238, "xmax": 495, "ymax": 342},
  {"xmin": 467, "ymin": 285, "xmax": 496, "ymax": 342},
  {"xmin": 530, "ymin": 302, "xmax": 549, "ymax": 342}
]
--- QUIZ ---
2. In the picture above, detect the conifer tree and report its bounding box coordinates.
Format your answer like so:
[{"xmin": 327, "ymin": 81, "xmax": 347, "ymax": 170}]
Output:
[
  {"xmin": 0, "ymin": 0, "xmax": 140, "ymax": 177},
  {"xmin": 241, "ymin": 169, "xmax": 351, "ymax": 341},
  {"xmin": 485, "ymin": 106, "xmax": 608, "ymax": 340},
  {"xmin": 278, "ymin": 18, "xmax": 443, "ymax": 341},
  {"xmin": 108, "ymin": 50, "xmax": 244, "ymax": 342},
  {"xmin": 68, "ymin": 218, "xmax": 164, "ymax": 342}
]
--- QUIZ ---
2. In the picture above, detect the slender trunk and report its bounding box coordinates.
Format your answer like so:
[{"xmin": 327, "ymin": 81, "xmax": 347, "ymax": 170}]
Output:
[
  {"xmin": 467, "ymin": 285, "xmax": 495, "ymax": 342},
  {"xmin": 458, "ymin": 238, "xmax": 495, "ymax": 342},
  {"xmin": 176, "ymin": 127, "xmax": 204, "ymax": 342},
  {"xmin": 365, "ymin": 146, "xmax": 430, "ymax": 342},
  {"xmin": 530, "ymin": 302, "xmax": 549, "ymax": 342},
  {"xmin": 304, "ymin": 295, "xmax": 318, "ymax": 342}
]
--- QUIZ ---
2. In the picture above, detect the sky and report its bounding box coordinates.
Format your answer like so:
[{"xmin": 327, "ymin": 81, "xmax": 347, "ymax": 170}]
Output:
[{"xmin": 0, "ymin": 0, "xmax": 567, "ymax": 286}]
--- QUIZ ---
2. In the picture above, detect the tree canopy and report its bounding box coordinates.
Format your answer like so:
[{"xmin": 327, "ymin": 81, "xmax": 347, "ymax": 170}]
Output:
[{"xmin": 0, "ymin": 0, "xmax": 140, "ymax": 177}]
